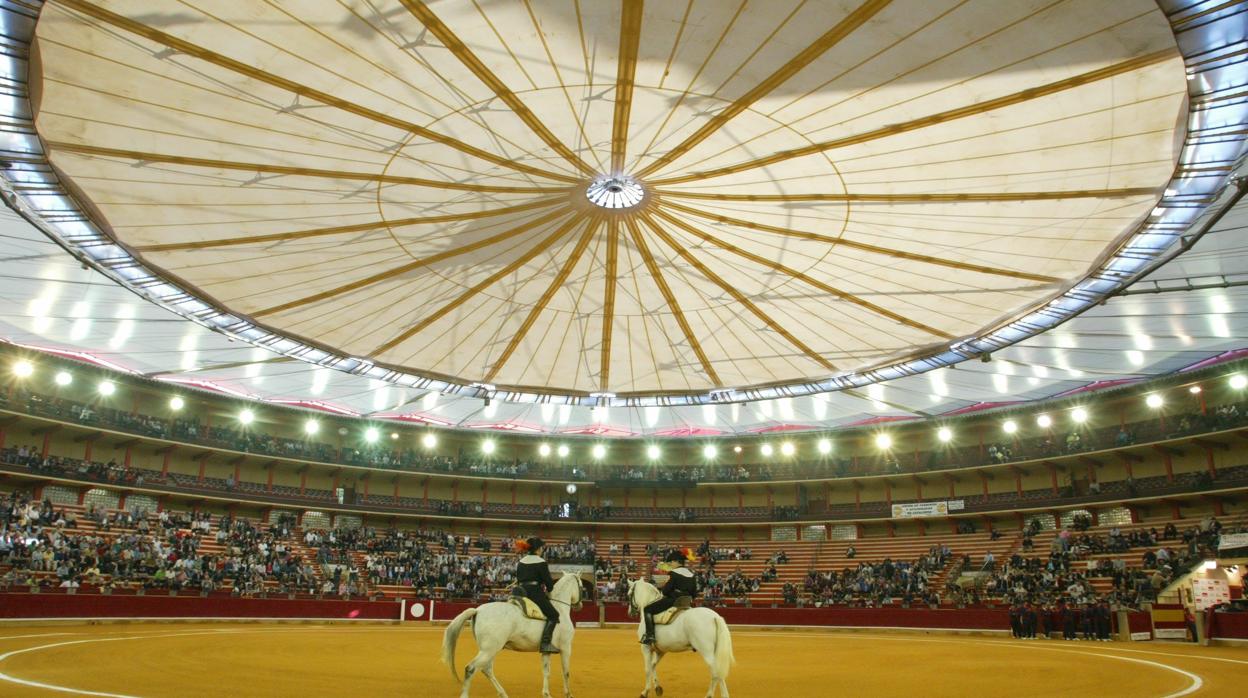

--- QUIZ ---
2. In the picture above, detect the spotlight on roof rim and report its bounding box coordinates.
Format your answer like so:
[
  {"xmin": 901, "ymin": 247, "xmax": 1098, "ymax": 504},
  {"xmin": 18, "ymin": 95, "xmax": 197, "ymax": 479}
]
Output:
[
  {"xmin": 97, "ymin": 380, "xmax": 116, "ymax": 396},
  {"xmin": 11, "ymin": 360, "xmax": 33, "ymax": 378},
  {"xmin": 363, "ymin": 426, "xmax": 380, "ymax": 443},
  {"xmin": 54, "ymin": 371, "xmax": 72, "ymax": 386},
  {"xmin": 780, "ymin": 442, "xmax": 795, "ymax": 457},
  {"xmin": 817, "ymin": 439, "xmax": 832, "ymax": 455},
  {"xmin": 238, "ymin": 408, "xmax": 255, "ymax": 425},
  {"xmin": 304, "ymin": 419, "xmax": 319, "ymax": 435},
  {"xmin": 1188, "ymin": 385, "xmax": 1202, "ymax": 394},
  {"xmin": 1231, "ymin": 374, "xmax": 1248, "ymax": 390},
  {"xmin": 556, "ymin": 444, "xmax": 569, "ymax": 458},
  {"xmin": 760, "ymin": 443, "xmax": 774, "ymax": 457},
  {"xmin": 1036, "ymin": 414, "xmax": 1052, "ymax": 428},
  {"xmin": 646, "ymin": 444, "xmax": 661, "ymax": 461},
  {"xmin": 169, "ymin": 396, "xmax": 185, "ymax": 411},
  {"xmin": 421, "ymin": 433, "xmax": 437, "ymax": 449},
  {"xmin": 591, "ymin": 443, "xmax": 606, "ymax": 460},
  {"xmin": 482, "ymin": 439, "xmax": 496, "ymax": 455},
  {"xmin": 1071, "ymin": 407, "xmax": 1088, "ymax": 423},
  {"xmin": 875, "ymin": 433, "xmax": 892, "ymax": 450},
  {"xmin": 1145, "ymin": 393, "xmax": 1164, "ymax": 409},
  {"xmin": 538, "ymin": 443, "xmax": 551, "ymax": 457},
  {"xmin": 1002, "ymin": 420, "xmax": 1018, "ymax": 434},
  {"xmin": 702, "ymin": 444, "xmax": 717, "ymax": 460}
]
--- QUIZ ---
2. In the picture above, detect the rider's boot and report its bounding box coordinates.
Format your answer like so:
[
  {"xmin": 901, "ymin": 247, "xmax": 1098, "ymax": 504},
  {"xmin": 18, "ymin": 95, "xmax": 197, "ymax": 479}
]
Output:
[
  {"xmin": 539, "ymin": 618, "xmax": 561, "ymax": 654},
  {"xmin": 640, "ymin": 612, "xmax": 656, "ymax": 645}
]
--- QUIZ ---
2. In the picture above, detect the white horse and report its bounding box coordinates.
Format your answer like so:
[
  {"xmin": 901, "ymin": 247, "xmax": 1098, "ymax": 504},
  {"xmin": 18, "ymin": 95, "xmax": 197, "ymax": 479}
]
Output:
[
  {"xmin": 627, "ymin": 578, "xmax": 734, "ymax": 698},
  {"xmin": 442, "ymin": 571, "xmax": 582, "ymax": 698}
]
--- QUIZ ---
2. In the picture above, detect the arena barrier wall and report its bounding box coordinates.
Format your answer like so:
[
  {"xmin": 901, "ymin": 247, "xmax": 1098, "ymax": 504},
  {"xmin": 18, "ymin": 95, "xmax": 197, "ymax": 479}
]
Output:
[
  {"xmin": 1208, "ymin": 611, "xmax": 1248, "ymax": 640},
  {"xmin": 0, "ymin": 592, "xmax": 402, "ymax": 621},
  {"xmin": 429, "ymin": 601, "xmax": 1011, "ymax": 631}
]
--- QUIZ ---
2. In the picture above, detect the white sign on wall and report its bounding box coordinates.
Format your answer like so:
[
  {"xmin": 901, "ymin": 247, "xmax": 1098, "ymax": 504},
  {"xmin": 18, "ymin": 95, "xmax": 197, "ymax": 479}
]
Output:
[{"xmin": 1191, "ymin": 578, "xmax": 1231, "ymax": 611}]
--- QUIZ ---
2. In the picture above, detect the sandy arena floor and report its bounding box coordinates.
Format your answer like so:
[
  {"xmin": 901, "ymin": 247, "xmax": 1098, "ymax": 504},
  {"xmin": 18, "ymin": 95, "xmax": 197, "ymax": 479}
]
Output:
[{"xmin": 0, "ymin": 622, "xmax": 1243, "ymax": 697}]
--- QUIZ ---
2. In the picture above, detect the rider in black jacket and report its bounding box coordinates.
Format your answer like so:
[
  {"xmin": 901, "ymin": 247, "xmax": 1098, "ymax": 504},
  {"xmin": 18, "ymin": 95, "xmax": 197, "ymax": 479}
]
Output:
[
  {"xmin": 516, "ymin": 536, "xmax": 561, "ymax": 654},
  {"xmin": 641, "ymin": 549, "xmax": 699, "ymax": 645}
]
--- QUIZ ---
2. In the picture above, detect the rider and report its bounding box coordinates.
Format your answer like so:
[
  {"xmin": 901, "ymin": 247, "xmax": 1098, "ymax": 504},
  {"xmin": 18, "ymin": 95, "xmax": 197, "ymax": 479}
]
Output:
[
  {"xmin": 640, "ymin": 549, "xmax": 699, "ymax": 645},
  {"xmin": 516, "ymin": 536, "xmax": 561, "ymax": 654}
]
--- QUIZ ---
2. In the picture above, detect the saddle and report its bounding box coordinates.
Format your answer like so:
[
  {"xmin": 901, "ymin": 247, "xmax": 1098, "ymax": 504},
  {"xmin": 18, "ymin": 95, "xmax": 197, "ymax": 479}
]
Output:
[
  {"xmin": 509, "ymin": 587, "xmax": 548, "ymax": 620},
  {"xmin": 653, "ymin": 595, "xmax": 693, "ymax": 625}
]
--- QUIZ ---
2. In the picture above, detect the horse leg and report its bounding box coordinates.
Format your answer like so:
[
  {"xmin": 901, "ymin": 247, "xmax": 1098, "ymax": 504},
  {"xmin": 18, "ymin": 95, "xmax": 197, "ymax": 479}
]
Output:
[
  {"xmin": 652, "ymin": 650, "xmax": 666, "ymax": 697},
  {"xmin": 480, "ymin": 660, "xmax": 509, "ymax": 698},
  {"xmin": 460, "ymin": 648, "xmax": 499, "ymax": 698},
  {"xmin": 639, "ymin": 644, "xmax": 653, "ymax": 698},
  {"xmin": 692, "ymin": 636, "xmax": 722, "ymax": 698},
  {"xmin": 560, "ymin": 646, "xmax": 573, "ymax": 698},
  {"xmin": 541, "ymin": 652, "xmax": 553, "ymax": 698}
]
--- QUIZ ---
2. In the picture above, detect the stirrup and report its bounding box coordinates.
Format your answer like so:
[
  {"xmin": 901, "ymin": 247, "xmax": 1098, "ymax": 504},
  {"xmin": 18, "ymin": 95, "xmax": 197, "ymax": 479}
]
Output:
[
  {"xmin": 540, "ymin": 643, "xmax": 561, "ymax": 654},
  {"xmin": 639, "ymin": 634, "xmax": 656, "ymax": 645}
]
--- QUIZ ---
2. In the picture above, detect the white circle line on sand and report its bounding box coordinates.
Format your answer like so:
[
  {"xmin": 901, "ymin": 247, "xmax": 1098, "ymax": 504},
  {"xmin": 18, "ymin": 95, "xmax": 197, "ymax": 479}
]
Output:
[
  {"xmin": 0, "ymin": 631, "xmax": 240, "ymax": 697},
  {"xmin": 732, "ymin": 631, "xmax": 1203, "ymax": 698}
]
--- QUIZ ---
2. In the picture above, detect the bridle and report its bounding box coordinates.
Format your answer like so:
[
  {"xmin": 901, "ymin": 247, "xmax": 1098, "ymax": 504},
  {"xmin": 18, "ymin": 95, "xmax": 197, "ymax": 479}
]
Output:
[{"xmin": 550, "ymin": 573, "xmax": 583, "ymax": 611}]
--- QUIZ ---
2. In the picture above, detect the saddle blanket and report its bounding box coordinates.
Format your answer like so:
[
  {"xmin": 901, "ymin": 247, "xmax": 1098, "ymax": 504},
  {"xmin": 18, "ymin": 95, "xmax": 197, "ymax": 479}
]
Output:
[{"xmin": 510, "ymin": 595, "xmax": 548, "ymax": 621}]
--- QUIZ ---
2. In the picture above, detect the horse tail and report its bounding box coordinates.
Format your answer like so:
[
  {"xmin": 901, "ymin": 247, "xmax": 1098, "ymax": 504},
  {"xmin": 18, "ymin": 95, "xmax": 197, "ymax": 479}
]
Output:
[
  {"xmin": 441, "ymin": 608, "xmax": 478, "ymax": 682},
  {"xmin": 713, "ymin": 613, "xmax": 735, "ymax": 679}
]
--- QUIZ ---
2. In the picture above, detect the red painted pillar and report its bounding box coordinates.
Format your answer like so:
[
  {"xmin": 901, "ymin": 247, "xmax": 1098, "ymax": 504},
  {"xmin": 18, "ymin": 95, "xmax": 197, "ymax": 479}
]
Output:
[
  {"xmin": 77, "ymin": 488, "xmax": 87, "ymax": 505},
  {"xmin": 1204, "ymin": 446, "xmax": 1217, "ymax": 476},
  {"xmin": 117, "ymin": 492, "xmax": 127, "ymax": 511},
  {"xmin": 482, "ymin": 481, "xmax": 488, "ymax": 506},
  {"xmin": 266, "ymin": 466, "xmax": 274, "ymax": 493},
  {"xmin": 422, "ymin": 479, "xmax": 429, "ymax": 504},
  {"xmin": 510, "ymin": 483, "xmax": 516, "ymax": 505},
  {"xmin": 1014, "ymin": 470, "xmax": 1023, "ymax": 497},
  {"xmin": 947, "ymin": 479, "xmax": 955, "ymax": 499},
  {"xmin": 1159, "ymin": 449, "xmax": 1173, "ymax": 483},
  {"xmin": 362, "ymin": 477, "xmax": 370, "ymax": 497},
  {"xmin": 709, "ymin": 488, "xmax": 715, "ymax": 511},
  {"xmin": 884, "ymin": 481, "xmax": 892, "ymax": 507},
  {"xmin": 854, "ymin": 486, "xmax": 861, "ymax": 511},
  {"xmin": 162, "ymin": 449, "xmax": 172, "ymax": 477},
  {"xmin": 394, "ymin": 479, "xmax": 400, "ymax": 504},
  {"xmin": 737, "ymin": 487, "xmax": 742, "ymax": 513},
  {"xmin": 1211, "ymin": 499, "xmax": 1225, "ymax": 516},
  {"xmin": 83, "ymin": 440, "xmax": 93, "ymax": 462},
  {"xmin": 980, "ymin": 473, "xmax": 989, "ymax": 497},
  {"xmin": 197, "ymin": 457, "xmax": 207, "ymax": 483},
  {"xmin": 1170, "ymin": 501, "xmax": 1181, "ymax": 520},
  {"xmin": 886, "ymin": 520, "xmax": 895, "ymax": 538},
  {"xmin": 332, "ymin": 471, "xmax": 341, "ymax": 491},
  {"xmin": 233, "ymin": 461, "xmax": 241, "ymax": 486},
  {"xmin": 915, "ymin": 480, "xmax": 922, "ymax": 500},
  {"xmin": 299, "ymin": 470, "xmax": 307, "ymax": 496},
  {"xmin": 452, "ymin": 480, "xmax": 459, "ymax": 503},
  {"xmin": 1048, "ymin": 464, "xmax": 1058, "ymax": 494},
  {"xmin": 0, "ymin": 424, "xmax": 7, "ymax": 450},
  {"xmin": 123, "ymin": 445, "xmax": 133, "ymax": 469},
  {"xmin": 1052, "ymin": 512, "xmax": 1061, "ymax": 529},
  {"xmin": 41, "ymin": 432, "xmax": 51, "ymax": 459}
]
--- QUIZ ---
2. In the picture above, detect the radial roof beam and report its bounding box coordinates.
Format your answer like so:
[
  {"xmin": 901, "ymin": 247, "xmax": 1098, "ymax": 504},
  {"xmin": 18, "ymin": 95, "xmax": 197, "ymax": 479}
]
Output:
[
  {"xmin": 135, "ymin": 197, "xmax": 565, "ymax": 252},
  {"xmin": 638, "ymin": 211, "xmax": 840, "ymax": 371},
  {"xmin": 52, "ymin": 0, "xmax": 579, "ymax": 184},
  {"xmin": 600, "ymin": 218, "xmax": 621, "ymax": 391},
  {"xmin": 369, "ymin": 212, "xmax": 592, "ymax": 358},
  {"xmin": 611, "ymin": 0, "xmax": 645, "ymax": 174},
  {"xmin": 483, "ymin": 215, "xmax": 603, "ymax": 382},
  {"xmin": 655, "ymin": 188, "xmax": 1160, "ymax": 203},
  {"xmin": 252, "ymin": 207, "xmax": 572, "ymax": 318},
  {"xmin": 622, "ymin": 217, "xmax": 720, "ymax": 387},
  {"xmin": 658, "ymin": 200, "xmax": 1060, "ymax": 283},
  {"xmin": 650, "ymin": 207, "xmax": 954, "ymax": 339},
  {"xmin": 633, "ymin": 0, "xmax": 891, "ymax": 179},
  {"xmin": 401, "ymin": 0, "xmax": 598, "ymax": 178},
  {"xmin": 45, "ymin": 142, "xmax": 566, "ymax": 195},
  {"xmin": 648, "ymin": 49, "xmax": 1177, "ymax": 185}
]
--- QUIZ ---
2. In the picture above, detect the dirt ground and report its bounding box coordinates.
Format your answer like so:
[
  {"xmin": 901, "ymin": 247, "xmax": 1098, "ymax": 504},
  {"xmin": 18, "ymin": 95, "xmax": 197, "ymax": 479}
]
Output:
[{"xmin": 0, "ymin": 622, "xmax": 1243, "ymax": 697}]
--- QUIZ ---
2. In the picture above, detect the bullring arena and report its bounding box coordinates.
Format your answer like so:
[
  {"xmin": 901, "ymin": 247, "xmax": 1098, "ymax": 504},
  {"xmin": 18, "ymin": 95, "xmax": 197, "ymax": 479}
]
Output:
[
  {"xmin": 1, "ymin": 0, "xmax": 1247, "ymax": 695},
  {"xmin": 0, "ymin": 623, "xmax": 1243, "ymax": 697}
]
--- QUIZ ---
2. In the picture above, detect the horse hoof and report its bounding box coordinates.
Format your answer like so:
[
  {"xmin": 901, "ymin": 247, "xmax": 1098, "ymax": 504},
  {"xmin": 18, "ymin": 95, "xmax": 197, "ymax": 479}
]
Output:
[{"xmin": 656, "ymin": 687, "xmax": 664, "ymax": 697}]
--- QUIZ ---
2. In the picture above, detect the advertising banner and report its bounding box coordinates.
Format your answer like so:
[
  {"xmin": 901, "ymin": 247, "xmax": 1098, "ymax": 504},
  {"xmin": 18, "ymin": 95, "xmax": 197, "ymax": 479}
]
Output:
[{"xmin": 891, "ymin": 501, "xmax": 963, "ymax": 518}]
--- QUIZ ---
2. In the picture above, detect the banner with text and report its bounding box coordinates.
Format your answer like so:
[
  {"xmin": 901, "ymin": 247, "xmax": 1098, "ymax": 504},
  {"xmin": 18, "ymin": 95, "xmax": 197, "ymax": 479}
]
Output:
[
  {"xmin": 891, "ymin": 501, "xmax": 963, "ymax": 519},
  {"xmin": 1219, "ymin": 532, "xmax": 1248, "ymax": 551}
]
